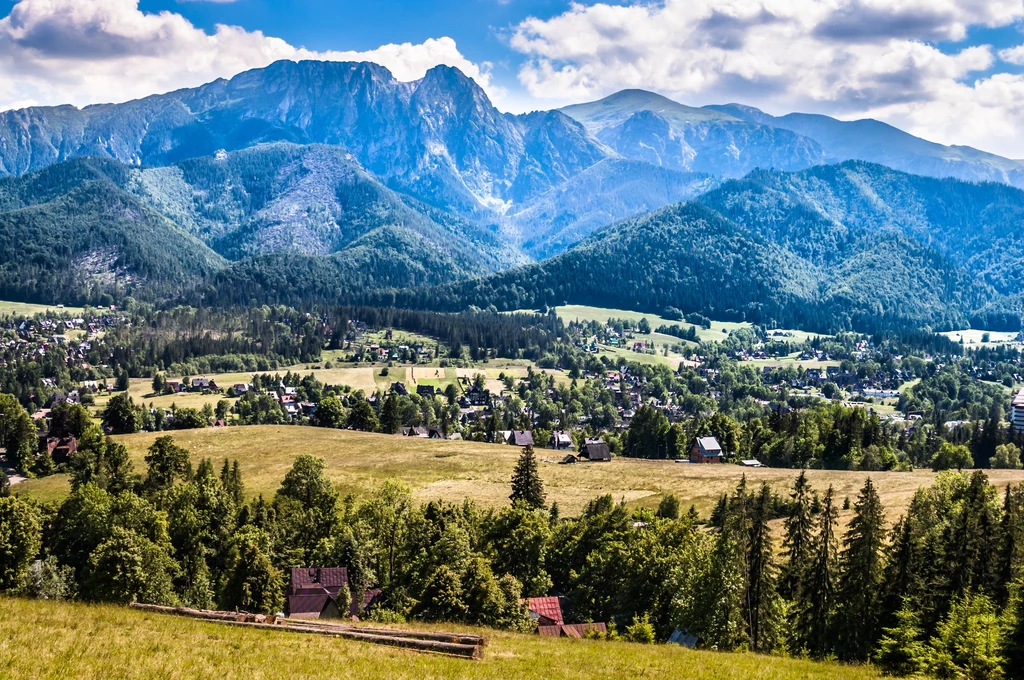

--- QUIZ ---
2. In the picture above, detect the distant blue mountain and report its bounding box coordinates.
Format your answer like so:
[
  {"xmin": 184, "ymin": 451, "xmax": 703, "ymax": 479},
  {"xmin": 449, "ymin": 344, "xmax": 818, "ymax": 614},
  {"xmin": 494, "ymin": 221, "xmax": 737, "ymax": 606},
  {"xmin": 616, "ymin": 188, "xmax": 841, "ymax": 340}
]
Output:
[{"xmin": 705, "ymin": 103, "xmax": 1024, "ymax": 189}]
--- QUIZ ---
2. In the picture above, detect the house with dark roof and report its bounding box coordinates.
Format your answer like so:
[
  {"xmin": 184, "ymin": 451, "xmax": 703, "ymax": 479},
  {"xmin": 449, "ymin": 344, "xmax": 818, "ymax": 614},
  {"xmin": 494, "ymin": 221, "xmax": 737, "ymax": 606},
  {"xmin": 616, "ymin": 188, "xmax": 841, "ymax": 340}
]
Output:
[
  {"xmin": 690, "ymin": 436, "xmax": 724, "ymax": 464},
  {"xmin": 506, "ymin": 430, "xmax": 535, "ymax": 447},
  {"xmin": 579, "ymin": 439, "xmax": 612, "ymax": 462},
  {"xmin": 39, "ymin": 435, "xmax": 77, "ymax": 465},
  {"xmin": 416, "ymin": 385, "xmax": 436, "ymax": 397},
  {"xmin": 390, "ymin": 382, "xmax": 409, "ymax": 396},
  {"xmin": 285, "ymin": 567, "xmax": 351, "ymax": 620},
  {"xmin": 466, "ymin": 387, "xmax": 490, "ymax": 407}
]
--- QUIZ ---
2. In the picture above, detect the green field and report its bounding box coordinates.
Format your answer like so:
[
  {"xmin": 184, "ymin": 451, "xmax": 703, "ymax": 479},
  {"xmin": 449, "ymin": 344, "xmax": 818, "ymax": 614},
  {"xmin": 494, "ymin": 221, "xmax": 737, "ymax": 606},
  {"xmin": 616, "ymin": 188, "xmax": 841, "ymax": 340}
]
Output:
[
  {"xmin": 17, "ymin": 426, "xmax": 1024, "ymax": 523},
  {"xmin": 0, "ymin": 597, "xmax": 881, "ymax": 680},
  {"xmin": 940, "ymin": 329, "xmax": 1022, "ymax": 346},
  {"xmin": 747, "ymin": 352, "xmax": 840, "ymax": 370},
  {"xmin": 554, "ymin": 305, "xmax": 752, "ymax": 344},
  {"xmin": 0, "ymin": 300, "xmax": 86, "ymax": 317}
]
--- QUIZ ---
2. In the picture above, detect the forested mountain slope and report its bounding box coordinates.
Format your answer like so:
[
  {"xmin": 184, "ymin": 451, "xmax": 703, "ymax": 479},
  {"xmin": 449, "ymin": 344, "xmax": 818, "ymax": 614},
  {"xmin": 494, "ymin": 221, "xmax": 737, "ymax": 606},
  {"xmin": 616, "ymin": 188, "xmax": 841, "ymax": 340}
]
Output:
[
  {"xmin": 360, "ymin": 162, "xmax": 1024, "ymax": 333},
  {"xmin": 0, "ymin": 158, "xmax": 226, "ymax": 304},
  {"xmin": 0, "ymin": 146, "xmax": 516, "ymax": 305}
]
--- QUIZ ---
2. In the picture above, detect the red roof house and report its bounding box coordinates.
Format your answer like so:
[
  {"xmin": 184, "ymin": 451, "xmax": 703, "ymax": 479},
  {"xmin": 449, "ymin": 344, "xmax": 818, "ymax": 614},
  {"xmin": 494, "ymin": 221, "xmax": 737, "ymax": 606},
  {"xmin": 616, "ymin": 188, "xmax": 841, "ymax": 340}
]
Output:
[{"xmin": 525, "ymin": 596, "xmax": 564, "ymax": 626}]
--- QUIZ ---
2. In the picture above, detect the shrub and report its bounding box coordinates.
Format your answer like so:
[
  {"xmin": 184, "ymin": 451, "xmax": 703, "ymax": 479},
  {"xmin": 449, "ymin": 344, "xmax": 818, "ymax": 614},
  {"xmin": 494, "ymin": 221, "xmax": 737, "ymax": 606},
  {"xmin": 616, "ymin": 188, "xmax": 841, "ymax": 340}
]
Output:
[{"xmin": 624, "ymin": 613, "xmax": 656, "ymax": 644}]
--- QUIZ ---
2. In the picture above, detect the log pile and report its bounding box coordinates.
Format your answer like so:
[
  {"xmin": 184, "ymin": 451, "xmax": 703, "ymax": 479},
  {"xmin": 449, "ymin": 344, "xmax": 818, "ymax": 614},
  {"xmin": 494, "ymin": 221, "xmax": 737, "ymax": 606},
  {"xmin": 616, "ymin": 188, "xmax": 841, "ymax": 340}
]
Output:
[{"xmin": 129, "ymin": 603, "xmax": 485, "ymax": 659}]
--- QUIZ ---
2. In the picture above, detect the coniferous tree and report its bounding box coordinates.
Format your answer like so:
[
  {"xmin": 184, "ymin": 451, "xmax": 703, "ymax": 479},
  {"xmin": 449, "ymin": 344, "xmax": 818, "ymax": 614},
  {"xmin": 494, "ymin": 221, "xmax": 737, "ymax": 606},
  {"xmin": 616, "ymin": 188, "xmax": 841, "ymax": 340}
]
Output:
[
  {"xmin": 747, "ymin": 483, "xmax": 782, "ymax": 652},
  {"xmin": 796, "ymin": 484, "xmax": 838, "ymax": 657},
  {"xmin": 1005, "ymin": 580, "xmax": 1024, "ymax": 679},
  {"xmin": 379, "ymin": 394, "xmax": 402, "ymax": 435},
  {"xmin": 997, "ymin": 484, "xmax": 1023, "ymax": 606},
  {"xmin": 509, "ymin": 446, "xmax": 545, "ymax": 509},
  {"xmin": 836, "ymin": 478, "xmax": 887, "ymax": 660},
  {"xmin": 103, "ymin": 439, "xmax": 135, "ymax": 495},
  {"xmin": 221, "ymin": 525, "xmax": 283, "ymax": 614},
  {"xmin": 144, "ymin": 436, "xmax": 192, "ymax": 498},
  {"xmin": 927, "ymin": 592, "xmax": 1005, "ymax": 680},
  {"xmin": 656, "ymin": 494, "xmax": 681, "ymax": 520},
  {"xmin": 949, "ymin": 471, "xmax": 999, "ymax": 600},
  {"xmin": 780, "ymin": 471, "xmax": 814, "ymax": 600},
  {"xmin": 881, "ymin": 512, "xmax": 919, "ymax": 626},
  {"xmin": 874, "ymin": 604, "xmax": 928, "ymax": 677}
]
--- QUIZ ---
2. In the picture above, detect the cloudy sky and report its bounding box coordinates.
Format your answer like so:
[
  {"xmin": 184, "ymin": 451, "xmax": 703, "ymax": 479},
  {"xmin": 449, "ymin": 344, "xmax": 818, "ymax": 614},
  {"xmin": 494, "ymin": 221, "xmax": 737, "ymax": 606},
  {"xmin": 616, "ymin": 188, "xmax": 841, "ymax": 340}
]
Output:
[{"xmin": 2, "ymin": 0, "xmax": 1024, "ymax": 156}]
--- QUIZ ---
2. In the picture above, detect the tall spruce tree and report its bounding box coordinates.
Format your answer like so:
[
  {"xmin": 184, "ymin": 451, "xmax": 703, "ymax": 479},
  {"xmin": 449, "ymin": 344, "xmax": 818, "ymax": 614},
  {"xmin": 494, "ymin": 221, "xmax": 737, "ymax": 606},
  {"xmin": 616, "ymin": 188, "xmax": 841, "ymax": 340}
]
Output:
[
  {"xmin": 997, "ymin": 484, "xmax": 1023, "ymax": 606},
  {"xmin": 702, "ymin": 478, "xmax": 752, "ymax": 651},
  {"xmin": 780, "ymin": 471, "xmax": 814, "ymax": 600},
  {"xmin": 836, "ymin": 478, "xmax": 887, "ymax": 660},
  {"xmin": 948, "ymin": 471, "xmax": 999, "ymax": 600},
  {"xmin": 379, "ymin": 394, "xmax": 402, "ymax": 435},
  {"xmin": 747, "ymin": 483, "xmax": 782, "ymax": 652},
  {"xmin": 797, "ymin": 484, "xmax": 838, "ymax": 657},
  {"xmin": 1006, "ymin": 580, "xmax": 1024, "ymax": 680},
  {"xmin": 509, "ymin": 446, "xmax": 545, "ymax": 509}
]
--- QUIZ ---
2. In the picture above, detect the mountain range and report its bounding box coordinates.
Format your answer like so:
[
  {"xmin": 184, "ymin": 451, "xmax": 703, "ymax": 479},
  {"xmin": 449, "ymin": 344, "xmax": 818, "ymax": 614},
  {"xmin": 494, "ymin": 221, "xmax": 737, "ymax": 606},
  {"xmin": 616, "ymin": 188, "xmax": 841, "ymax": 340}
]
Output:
[
  {"xmin": 3, "ymin": 59, "xmax": 1024, "ymax": 331},
  {"xmin": 376, "ymin": 161, "xmax": 1024, "ymax": 333}
]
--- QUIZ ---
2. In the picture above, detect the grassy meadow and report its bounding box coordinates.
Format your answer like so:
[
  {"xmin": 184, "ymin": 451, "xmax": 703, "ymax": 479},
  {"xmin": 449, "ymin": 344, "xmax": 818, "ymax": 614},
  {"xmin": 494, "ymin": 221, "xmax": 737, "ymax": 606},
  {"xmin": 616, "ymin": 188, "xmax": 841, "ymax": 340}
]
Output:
[
  {"xmin": 0, "ymin": 597, "xmax": 882, "ymax": 680},
  {"xmin": 547, "ymin": 305, "xmax": 830, "ymax": 371},
  {"xmin": 0, "ymin": 300, "xmax": 86, "ymax": 317},
  {"xmin": 940, "ymin": 329, "xmax": 1023, "ymax": 346},
  {"xmin": 91, "ymin": 361, "xmax": 565, "ymax": 419},
  {"xmin": 17, "ymin": 426, "xmax": 1024, "ymax": 523}
]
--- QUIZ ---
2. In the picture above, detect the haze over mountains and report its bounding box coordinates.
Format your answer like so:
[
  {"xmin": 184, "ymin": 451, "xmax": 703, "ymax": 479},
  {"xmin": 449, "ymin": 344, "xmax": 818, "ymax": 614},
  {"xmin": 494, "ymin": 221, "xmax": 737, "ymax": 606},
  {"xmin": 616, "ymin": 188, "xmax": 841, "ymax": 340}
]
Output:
[{"xmin": 4, "ymin": 59, "xmax": 1024, "ymax": 332}]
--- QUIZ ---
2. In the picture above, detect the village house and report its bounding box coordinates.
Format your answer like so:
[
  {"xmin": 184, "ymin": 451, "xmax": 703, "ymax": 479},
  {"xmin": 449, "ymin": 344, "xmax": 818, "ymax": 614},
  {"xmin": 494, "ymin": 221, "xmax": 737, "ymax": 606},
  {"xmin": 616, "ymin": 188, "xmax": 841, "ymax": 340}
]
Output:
[
  {"xmin": 690, "ymin": 436, "xmax": 724, "ymax": 464},
  {"xmin": 466, "ymin": 387, "xmax": 490, "ymax": 407},
  {"xmin": 39, "ymin": 435, "xmax": 77, "ymax": 465},
  {"xmin": 505, "ymin": 430, "xmax": 535, "ymax": 447},
  {"xmin": 551, "ymin": 431, "xmax": 574, "ymax": 450},
  {"xmin": 191, "ymin": 377, "xmax": 217, "ymax": 391},
  {"xmin": 285, "ymin": 567, "xmax": 351, "ymax": 620},
  {"xmin": 579, "ymin": 438, "xmax": 612, "ymax": 462},
  {"xmin": 525, "ymin": 596, "xmax": 607, "ymax": 638}
]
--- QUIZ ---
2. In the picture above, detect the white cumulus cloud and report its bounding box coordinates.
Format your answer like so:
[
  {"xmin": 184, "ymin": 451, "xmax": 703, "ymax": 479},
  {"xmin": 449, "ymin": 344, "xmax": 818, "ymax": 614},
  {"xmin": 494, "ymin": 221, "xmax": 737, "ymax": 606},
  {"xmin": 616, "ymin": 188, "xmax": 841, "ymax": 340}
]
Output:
[
  {"xmin": 509, "ymin": 0, "xmax": 1024, "ymax": 156},
  {"xmin": 0, "ymin": 0, "xmax": 497, "ymax": 111}
]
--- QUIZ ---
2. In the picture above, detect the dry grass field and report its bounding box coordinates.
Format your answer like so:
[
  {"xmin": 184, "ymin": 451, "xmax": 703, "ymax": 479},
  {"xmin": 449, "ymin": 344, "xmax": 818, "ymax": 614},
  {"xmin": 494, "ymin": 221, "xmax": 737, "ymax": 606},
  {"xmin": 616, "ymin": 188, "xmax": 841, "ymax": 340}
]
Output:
[
  {"xmin": 0, "ymin": 597, "xmax": 882, "ymax": 680},
  {"xmin": 17, "ymin": 426, "xmax": 1024, "ymax": 522}
]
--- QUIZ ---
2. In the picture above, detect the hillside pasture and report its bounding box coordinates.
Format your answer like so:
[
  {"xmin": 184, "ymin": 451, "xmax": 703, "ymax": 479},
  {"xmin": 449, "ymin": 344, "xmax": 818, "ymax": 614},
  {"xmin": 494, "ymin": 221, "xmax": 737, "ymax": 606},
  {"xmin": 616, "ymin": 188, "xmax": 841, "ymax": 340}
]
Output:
[
  {"xmin": 940, "ymin": 329, "xmax": 1022, "ymax": 346},
  {"xmin": 16, "ymin": 426, "xmax": 1024, "ymax": 522},
  {"xmin": 0, "ymin": 597, "xmax": 882, "ymax": 680},
  {"xmin": 0, "ymin": 299, "xmax": 86, "ymax": 317}
]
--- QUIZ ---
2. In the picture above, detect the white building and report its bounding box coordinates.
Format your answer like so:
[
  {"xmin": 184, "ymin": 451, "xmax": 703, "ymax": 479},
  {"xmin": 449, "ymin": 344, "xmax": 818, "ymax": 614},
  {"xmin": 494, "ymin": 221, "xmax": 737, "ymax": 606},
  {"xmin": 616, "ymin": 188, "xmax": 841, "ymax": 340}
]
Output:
[{"xmin": 1012, "ymin": 388, "xmax": 1024, "ymax": 433}]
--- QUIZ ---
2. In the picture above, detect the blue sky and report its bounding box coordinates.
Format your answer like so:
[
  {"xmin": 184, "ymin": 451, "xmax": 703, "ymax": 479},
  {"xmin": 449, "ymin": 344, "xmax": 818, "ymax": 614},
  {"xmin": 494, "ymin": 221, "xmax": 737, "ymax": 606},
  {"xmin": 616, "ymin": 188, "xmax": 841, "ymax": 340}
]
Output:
[{"xmin": 3, "ymin": 0, "xmax": 1024, "ymax": 155}]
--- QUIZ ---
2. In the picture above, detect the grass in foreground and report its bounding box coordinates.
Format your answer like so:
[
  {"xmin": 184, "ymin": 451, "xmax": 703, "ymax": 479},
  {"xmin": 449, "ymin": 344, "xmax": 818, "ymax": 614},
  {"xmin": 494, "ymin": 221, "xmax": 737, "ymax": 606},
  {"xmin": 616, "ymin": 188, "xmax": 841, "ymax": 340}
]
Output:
[
  {"xmin": 16, "ymin": 426, "xmax": 1024, "ymax": 521},
  {"xmin": 0, "ymin": 597, "xmax": 881, "ymax": 680}
]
